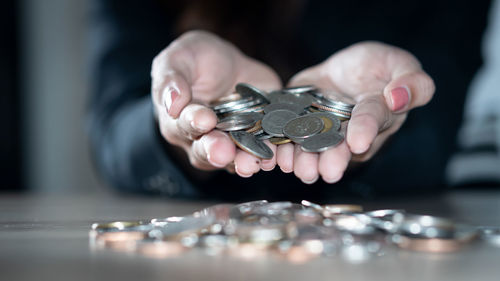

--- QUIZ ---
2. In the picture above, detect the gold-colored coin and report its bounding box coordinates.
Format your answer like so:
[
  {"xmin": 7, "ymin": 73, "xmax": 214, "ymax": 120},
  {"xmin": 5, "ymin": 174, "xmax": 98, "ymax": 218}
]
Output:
[
  {"xmin": 394, "ymin": 236, "xmax": 473, "ymax": 253},
  {"xmin": 321, "ymin": 204, "xmax": 363, "ymax": 214},
  {"xmin": 318, "ymin": 116, "xmax": 333, "ymax": 133},
  {"xmin": 269, "ymin": 137, "xmax": 292, "ymax": 145},
  {"xmin": 91, "ymin": 221, "xmax": 145, "ymax": 232},
  {"xmin": 246, "ymin": 120, "xmax": 262, "ymax": 134},
  {"xmin": 136, "ymin": 241, "xmax": 187, "ymax": 259}
]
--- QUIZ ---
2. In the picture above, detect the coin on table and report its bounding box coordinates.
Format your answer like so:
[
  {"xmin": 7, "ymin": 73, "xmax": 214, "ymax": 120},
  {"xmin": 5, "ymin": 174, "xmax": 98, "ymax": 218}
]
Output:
[
  {"xmin": 307, "ymin": 112, "xmax": 341, "ymax": 132},
  {"xmin": 229, "ymin": 130, "xmax": 274, "ymax": 159},
  {"xmin": 300, "ymin": 130, "xmax": 344, "ymax": 152},
  {"xmin": 216, "ymin": 112, "xmax": 263, "ymax": 131},
  {"xmin": 235, "ymin": 83, "xmax": 270, "ymax": 103},
  {"xmin": 283, "ymin": 115, "xmax": 324, "ymax": 142},
  {"xmin": 263, "ymin": 102, "xmax": 306, "ymax": 115},
  {"xmin": 322, "ymin": 204, "xmax": 363, "ymax": 214},
  {"xmin": 261, "ymin": 109, "xmax": 299, "ymax": 137}
]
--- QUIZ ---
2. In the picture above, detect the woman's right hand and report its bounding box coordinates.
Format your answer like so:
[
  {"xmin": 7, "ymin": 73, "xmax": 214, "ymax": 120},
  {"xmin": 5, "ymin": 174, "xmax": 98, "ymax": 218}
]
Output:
[{"xmin": 151, "ymin": 30, "xmax": 282, "ymax": 177}]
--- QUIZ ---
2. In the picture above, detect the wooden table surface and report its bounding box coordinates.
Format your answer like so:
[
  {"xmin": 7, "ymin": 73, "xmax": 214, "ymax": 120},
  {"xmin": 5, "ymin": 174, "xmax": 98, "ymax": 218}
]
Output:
[{"xmin": 1, "ymin": 190, "xmax": 499, "ymax": 281}]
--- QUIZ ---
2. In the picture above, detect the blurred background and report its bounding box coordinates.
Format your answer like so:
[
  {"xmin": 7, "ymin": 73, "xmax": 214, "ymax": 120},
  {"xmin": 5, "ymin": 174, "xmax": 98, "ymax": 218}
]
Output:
[{"xmin": 1, "ymin": 0, "xmax": 105, "ymax": 194}]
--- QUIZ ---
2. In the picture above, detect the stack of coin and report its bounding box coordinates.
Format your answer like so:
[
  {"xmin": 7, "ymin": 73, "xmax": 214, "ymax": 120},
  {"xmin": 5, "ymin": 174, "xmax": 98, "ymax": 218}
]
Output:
[
  {"xmin": 90, "ymin": 200, "xmax": 488, "ymax": 262},
  {"xmin": 211, "ymin": 83, "xmax": 356, "ymax": 159},
  {"xmin": 309, "ymin": 91, "xmax": 355, "ymax": 120}
]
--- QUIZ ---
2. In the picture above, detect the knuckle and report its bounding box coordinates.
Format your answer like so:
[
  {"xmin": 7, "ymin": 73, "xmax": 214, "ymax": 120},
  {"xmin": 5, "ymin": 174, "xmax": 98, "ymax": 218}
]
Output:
[
  {"xmin": 416, "ymin": 73, "xmax": 435, "ymax": 106},
  {"xmin": 159, "ymin": 124, "xmax": 181, "ymax": 146},
  {"xmin": 188, "ymin": 154, "xmax": 203, "ymax": 169},
  {"xmin": 151, "ymin": 49, "xmax": 168, "ymax": 76},
  {"xmin": 181, "ymin": 30, "xmax": 207, "ymax": 40},
  {"xmin": 175, "ymin": 120, "xmax": 197, "ymax": 141}
]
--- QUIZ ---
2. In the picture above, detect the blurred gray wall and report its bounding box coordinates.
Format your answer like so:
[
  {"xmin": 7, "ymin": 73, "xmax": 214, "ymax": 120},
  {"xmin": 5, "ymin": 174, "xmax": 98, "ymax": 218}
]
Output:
[{"xmin": 21, "ymin": 0, "xmax": 106, "ymax": 194}]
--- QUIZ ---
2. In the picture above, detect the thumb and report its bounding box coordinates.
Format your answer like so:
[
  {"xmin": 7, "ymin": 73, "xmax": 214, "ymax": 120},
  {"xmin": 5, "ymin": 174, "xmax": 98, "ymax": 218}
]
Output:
[
  {"xmin": 383, "ymin": 71, "xmax": 435, "ymax": 113},
  {"xmin": 151, "ymin": 46, "xmax": 195, "ymax": 119},
  {"xmin": 158, "ymin": 72, "xmax": 192, "ymax": 119}
]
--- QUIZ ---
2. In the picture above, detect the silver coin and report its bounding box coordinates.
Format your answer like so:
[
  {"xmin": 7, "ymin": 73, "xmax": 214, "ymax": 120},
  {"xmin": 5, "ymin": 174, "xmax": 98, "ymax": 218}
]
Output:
[
  {"xmin": 307, "ymin": 112, "xmax": 341, "ymax": 132},
  {"xmin": 267, "ymin": 90, "xmax": 286, "ymax": 104},
  {"xmin": 281, "ymin": 85, "xmax": 317, "ymax": 95},
  {"xmin": 283, "ymin": 115, "xmax": 324, "ymax": 141},
  {"xmin": 300, "ymin": 130, "xmax": 344, "ymax": 152},
  {"xmin": 214, "ymin": 98, "xmax": 265, "ymax": 114},
  {"xmin": 211, "ymin": 96, "xmax": 254, "ymax": 111},
  {"xmin": 311, "ymin": 91, "xmax": 355, "ymax": 110},
  {"xmin": 267, "ymin": 91, "xmax": 313, "ymax": 108},
  {"xmin": 217, "ymin": 104, "xmax": 266, "ymax": 119},
  {"xmin": 261, "ymin": 109, "xmax": 299, "ymax": 137},
  {"xmin": 310, "ymin": 103, "xmax": 352, "ymax": 120},
  {"xmin": 235, "ymin": 83, "xmax": 270, "ymax": 103},
  {"xmin": 263, "ymin": 102, "xmax": 306, "ymax": 115},
  {"xmin": 251, "ymin": 128, "xmax": 265, "ymax": 136},
  {"xmin": 216, "ymin": 112, "xmax": 263, "ymax": 131},
  {"xmin": 255, "ymin": 133, "xmax": 273, "ymax": 140},
  {"xmin": 229, "ymin": 131, "xmax": 274, "ymax": 159}
]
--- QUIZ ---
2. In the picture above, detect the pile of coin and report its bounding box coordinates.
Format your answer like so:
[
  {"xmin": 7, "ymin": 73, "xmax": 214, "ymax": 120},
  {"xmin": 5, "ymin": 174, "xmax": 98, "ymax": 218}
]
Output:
[
  {"xmin": 211, "ymin": 83, "xmax": 355, "ymax": 159},
  {"xmin": 90, "ymin": 200, "xmax": 498, "ymax": 263}
]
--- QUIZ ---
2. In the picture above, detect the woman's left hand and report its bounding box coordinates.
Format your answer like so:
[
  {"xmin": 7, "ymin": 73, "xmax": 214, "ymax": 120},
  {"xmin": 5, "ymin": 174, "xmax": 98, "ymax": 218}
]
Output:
[{"xmin": 280, "ymin": 41, "xmax": 435, "ymax": 184}]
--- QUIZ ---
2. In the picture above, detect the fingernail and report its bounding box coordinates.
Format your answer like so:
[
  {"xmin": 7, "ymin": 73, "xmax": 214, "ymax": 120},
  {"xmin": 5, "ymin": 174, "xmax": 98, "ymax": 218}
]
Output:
[
  {"xmin": 207, "ymin": 154, "xmax": 226, "ymax": 168},
  {"xmin": 302, "ymin": 176, "xmax": 319, "ymax": 185},
  {"xmin": 322, "ymin": 173, "xmax": 342, "ymax": 184},
  {"xmin": 279, "ymin": 166, "xmax": 293, "ymax": 173},
  {"xmin": 203, "ymin": 138, "xmax": 227, "ymax": 168},
  {"xmin": 190, "ymin": 120, "xmax": 211, "ymax": 132},
  {"xmin": 235, "ymin": 165, "xmax": 253, "ymax": 178},
  {"xmin": 261, "ymin": 160, "xmax": 275, "ymax": 171},
  {"xmin": 163, "ymin": 87, "xmax": 179, "ymax": 116},
  {"xmin": 390, "ymin": 86, "xmax": 410, "ymax": 112}
]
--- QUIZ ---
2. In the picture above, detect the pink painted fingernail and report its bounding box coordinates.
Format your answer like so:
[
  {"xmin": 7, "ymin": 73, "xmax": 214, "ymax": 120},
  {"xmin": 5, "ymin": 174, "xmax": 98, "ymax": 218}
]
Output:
[
  {"xmin": 390, "ymin": 86, "xmax": 410, "ymax": 112},
  {"xmin": 163, "ymin": 87, "xmax": 179, "ymax": 116}
]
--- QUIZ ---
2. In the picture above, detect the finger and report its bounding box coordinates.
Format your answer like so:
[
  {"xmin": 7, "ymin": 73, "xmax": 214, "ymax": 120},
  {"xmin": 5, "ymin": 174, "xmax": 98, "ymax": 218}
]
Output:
[
  {"xmin": 151, "ymin": 43, "xmax": 196, "ymax": 119},
  {"xmin": 225, "ymin": 162, "xmax": 236, "ymax": 174},
  {"xmin": 237, "ymin": 57, "xmax": 284, "ymax": 91},
  {"xmin": 347, "ymin": 95, "xmax": 392, "ymax": 154},
  {"xmin": 191, "ymin": 130, "xmax": 236, "ymax": 170},
  {"xmin": 383, "ymin": 71, "xmax": 435, "ymax": 113},
  {"xmin": 351, "ymin": 114, "xmax": 407, "ymax": 162},
  {"xmin": 286, "ymin": 65, "xmax": 328, "ymax": 88},
  {"xmin": 318, "ymin": 142, "xmax": 351, "ymax": 183},
  {"xmin": 234, "ymin": 150, "xmax": 261, "ymax": 178},
  {"xmin": 158, "ymin": 109, "xmax": 191, "ymax": 150},
  {"xmin": 260, "ymin": 140, "xmax": 277, "ymax": 171},
  {"xmin": 293, "ymin": 145, "xmax": 319, "ymax": 184},
  {"xmin": 177, "ymin": 104, "xmax": 217, "ymax": 140},
  {"xmin": 276, "ymin": 143, "xmax": 295, "ymax": 173}
]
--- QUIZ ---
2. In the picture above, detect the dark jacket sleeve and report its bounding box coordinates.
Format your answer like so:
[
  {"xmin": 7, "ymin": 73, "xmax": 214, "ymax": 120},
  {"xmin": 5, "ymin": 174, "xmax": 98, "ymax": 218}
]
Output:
[{"xmin": 86, "ymin": 0, "xmax": 199, "ymax": 197}]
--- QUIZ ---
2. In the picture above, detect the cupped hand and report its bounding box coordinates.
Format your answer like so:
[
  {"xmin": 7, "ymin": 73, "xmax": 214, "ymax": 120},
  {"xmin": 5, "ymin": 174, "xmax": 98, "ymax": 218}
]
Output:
[
  {"xmin": 151, "ymin": 30, "xmax": 282, "ymax": 177},
  {"xmin": 283, "ymin": 41, "xmax": 435, "ymax": 184}
]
